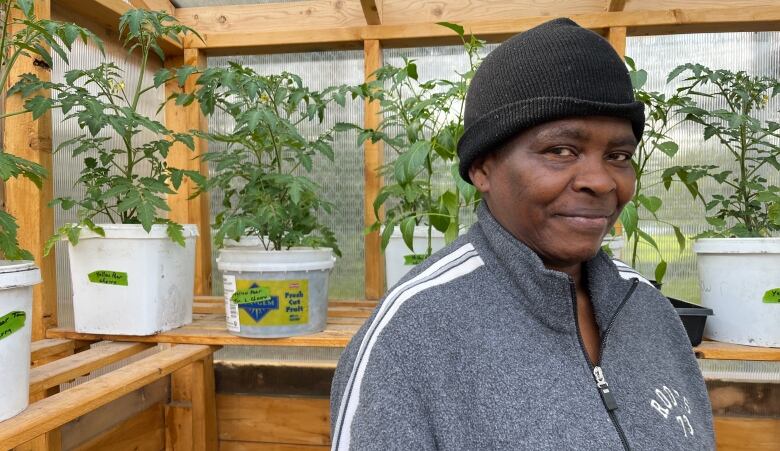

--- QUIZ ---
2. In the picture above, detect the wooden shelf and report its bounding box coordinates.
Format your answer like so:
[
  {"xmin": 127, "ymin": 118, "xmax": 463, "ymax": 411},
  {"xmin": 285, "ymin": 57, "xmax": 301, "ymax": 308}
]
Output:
[
  {"xmin": 694, "ymin": 340, "xmax": 780, "ymax": 362},
  {"xmin": 46, "ymin": 297, "xmax": 780, "ymax": 360},
  {"xmin": 46, "ymin": 298, "xmax": 376, "ymax": 348}
]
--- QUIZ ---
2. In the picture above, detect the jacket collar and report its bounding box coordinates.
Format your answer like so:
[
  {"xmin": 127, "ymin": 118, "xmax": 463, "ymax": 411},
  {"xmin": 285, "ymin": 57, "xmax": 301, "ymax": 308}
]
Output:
[{"xmin": 467, "ymin": 203, "xmax": 637, "ymax": 334}]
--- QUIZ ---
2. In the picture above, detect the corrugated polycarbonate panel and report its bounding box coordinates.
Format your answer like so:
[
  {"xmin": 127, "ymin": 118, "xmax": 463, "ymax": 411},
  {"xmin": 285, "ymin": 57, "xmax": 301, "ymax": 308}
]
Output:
[
  {"xmin": 207, "ymin": 51, "xmax": 365, "ymax": 300},
  {"xmin": 51, "ymin": 39, "xmax": 167, "ymax": 328},
  {"xmin": 626, "ymin": 32, "xmax": 780, "ymax": 303}
]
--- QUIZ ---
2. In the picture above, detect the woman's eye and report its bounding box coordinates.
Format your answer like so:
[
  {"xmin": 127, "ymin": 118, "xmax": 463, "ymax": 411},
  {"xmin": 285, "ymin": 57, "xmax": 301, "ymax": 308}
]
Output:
[
  {"xmin": 609, "ymin": 152, "xmax": 633, "ymax": 162},
  {"xmin": 548, "ymin": 147, "xmax": 576, "ymax": 157}
]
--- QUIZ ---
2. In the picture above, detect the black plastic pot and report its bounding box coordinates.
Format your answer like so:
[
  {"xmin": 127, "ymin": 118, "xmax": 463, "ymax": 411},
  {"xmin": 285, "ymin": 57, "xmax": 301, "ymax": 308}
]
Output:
[{"xmin": 667, "ymin": 297, "xmax": 713, "ymax": 347}]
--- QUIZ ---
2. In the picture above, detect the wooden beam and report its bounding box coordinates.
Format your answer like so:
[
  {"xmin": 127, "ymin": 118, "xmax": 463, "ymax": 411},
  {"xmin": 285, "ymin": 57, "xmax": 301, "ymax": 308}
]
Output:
[
  {"xmin": 175, "ymin": 1, "xmax": 365, "ymax": 35},
  {"xmin": 128, "ymin": 0, "xmax": 174, "ymax": 15},
  {"xmin": 53, "ymin": 0, "xmax": 182, "ymax": 55},
  {"xmin": 606, "ymin": 0, "xmax": 626, "ymax": 12},
  {"xmin": 361, "ymin": 0, "xmax": 382, "ymax": 25},
  {"xmin": 190, "ymin": 355, "xmax": 218, "ymax": 451},
  {"xmin": 165, "ymin": 49, "xmax": 212, "ymax": 296},
  {"xmin": 363, "ymin": 39, "xmax": 384, "ymax": 300},
  {"xmin": 4, "ymin": 0, "xmax": 56, "ymax": 341},
  {"xmin": 186, "ymin": 6, "xmax": 780, "ymax": 55},
  {"xmin": 607, "ymin": 26, "xmax": 627, "ymax": 58}
]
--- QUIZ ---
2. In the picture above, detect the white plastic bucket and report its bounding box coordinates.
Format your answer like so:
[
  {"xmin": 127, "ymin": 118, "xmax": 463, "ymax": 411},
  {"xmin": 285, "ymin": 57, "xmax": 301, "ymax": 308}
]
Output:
[
  {"xmin": 217, "ymin": 246, "xmax": 335, "ymax": 338},
  {"xmin": 384, "ymin": 226, "xmax": 447, "ymax": 290},
  {"xmin": 693, "ymin": 238, "xmax": 780, "ymax": 347},
  {"xmin": 68, "ymin": 224, "xmax": 198, "ymax": 335},
  {"xmin": 0, "ymin": 261, "xmax": 41, "ymax": 421}
]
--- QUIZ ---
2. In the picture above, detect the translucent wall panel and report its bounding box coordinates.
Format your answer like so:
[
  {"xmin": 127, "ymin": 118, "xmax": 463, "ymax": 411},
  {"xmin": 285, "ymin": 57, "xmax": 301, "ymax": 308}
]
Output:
[
  {"xmin": 51, "ymin": 39, "xmax": 166, "ymax": 328},
  {"xmin": 626, "ymin": 32, "xmax": 780, "ymax": 303},
  {"xmin": 207, "ymin": 51, "xmax": 365, "ymax": 300}
]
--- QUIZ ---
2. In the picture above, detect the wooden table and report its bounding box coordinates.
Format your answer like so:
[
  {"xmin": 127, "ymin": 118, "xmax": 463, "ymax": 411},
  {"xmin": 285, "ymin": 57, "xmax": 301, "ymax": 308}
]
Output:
[{"xmin": 46, "ymin": 296, "xmax": 780, "ymax": 361}]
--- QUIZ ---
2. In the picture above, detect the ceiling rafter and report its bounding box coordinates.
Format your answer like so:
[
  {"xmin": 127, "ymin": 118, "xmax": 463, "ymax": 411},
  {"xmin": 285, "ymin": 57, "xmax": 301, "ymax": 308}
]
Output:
[{"xmin": 360, "ymin": 0, "xmax": 383, "ymax": 25}]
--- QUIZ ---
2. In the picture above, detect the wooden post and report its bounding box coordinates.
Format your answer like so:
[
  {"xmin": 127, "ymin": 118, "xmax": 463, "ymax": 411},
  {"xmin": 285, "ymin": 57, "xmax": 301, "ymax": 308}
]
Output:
[
  {"xmin": 363, "ymin": 39, "xmax": 384, "ymax": 300},
  {"xmin": 190, "ymin": 355, "xmax": 217, "ymax": 451},
  {"xmin": 607, "ymin": 26, "xmax": 627, "ymax": 237},
  {"xmin": 607, "ymin": 26, "xmax": 627, "ymax": 58},
  {"xmin": 3, "ymin": 0, "xmax": 56, "ymax": 340},
  {"xmin": 165, "ymin": 48, "xmax": 213, "ymax": 296}
]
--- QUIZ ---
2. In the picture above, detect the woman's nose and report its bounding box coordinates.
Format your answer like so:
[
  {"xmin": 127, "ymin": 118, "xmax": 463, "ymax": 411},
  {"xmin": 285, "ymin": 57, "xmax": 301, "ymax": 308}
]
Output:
[{"xmin": 571, "ymin": 157, "xmax": 618, "ymax": 195}]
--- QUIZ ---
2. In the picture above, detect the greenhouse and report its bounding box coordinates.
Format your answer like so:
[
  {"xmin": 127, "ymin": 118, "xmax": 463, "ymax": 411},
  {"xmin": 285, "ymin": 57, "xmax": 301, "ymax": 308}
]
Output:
[{"xmin": 0, "ymin": 0, "xmax": 778, "ymax": 449}]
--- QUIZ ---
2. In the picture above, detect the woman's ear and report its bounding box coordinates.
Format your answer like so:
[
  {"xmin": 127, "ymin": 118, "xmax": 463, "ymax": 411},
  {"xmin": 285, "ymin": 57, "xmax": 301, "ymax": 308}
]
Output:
[{"xmin": 469, "ymin": 156, "xmax": 492, "ymax": 194}]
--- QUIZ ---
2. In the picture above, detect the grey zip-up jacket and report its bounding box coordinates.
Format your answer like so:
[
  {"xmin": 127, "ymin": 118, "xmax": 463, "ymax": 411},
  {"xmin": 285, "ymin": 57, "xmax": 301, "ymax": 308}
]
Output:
[{"xmin": 331, "ymin": 206, "xmax": 714, "ymax": 450}]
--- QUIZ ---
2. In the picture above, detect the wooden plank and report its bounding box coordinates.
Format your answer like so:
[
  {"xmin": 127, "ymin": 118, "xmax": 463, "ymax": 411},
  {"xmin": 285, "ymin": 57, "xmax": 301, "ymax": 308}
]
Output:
[
  {"xmin": 53, "ymin": 0, "xmax": 182, "ymax": 55},
  {"xmin": 4, "ymin": 0, "xmax": 56, "ymax": 341},
  {"xmin": 70, "ymin": 402, "xmax": 166, "ymax": 451},
  {"xmin": 695, "ymin": 341, "xmax": 780, "ymax": 362},
  {"xmin": 29, "ymin": 342, "xmax": 155, "ymax": 395},
  {"xmin": 360, "ymin": 0, "xmax": 382, "ymax": 25},
  {"xmin": 128, "ymin": 0, "xmax": 175, "ymax": 15},
  {"xmin": 607, "ymin": 26, "xmax": 627, "ymax": 57},
  {"xmin": 167, "ymin": 362, "xmax": 194, "ymax": 451},
  {"xmin": 220, "ymin": 442, "xmax": 329, "ymax": 451},
  {"xmin": 606, "ymin": 0, "xmax": 626, "ymax": 12},
  {"xmin": 165, "ymin": 48, "xmax": 212, "ymax": 295},
  {"xmin": 0, "ymin": 344, "xmax": 215, "ymax": 449},
  {"xmin": 46, "ymin": 319, "xmax": 361, "ymax": 348},
  {"xmin": 217, "ymin": 395, "xmax": 330, "ymax": 446},
  {"xmin": 175, "ymin": 1, "xmax": 365, "ymax": 35},
  {"xmin": 30, "ymin": 339, "xmax": 75, "ymax": 363},
  {"xmin": 191, "ymin": 356, "xmax": 218, "ymax": 451},
  {"xmin": 714, "ymin": 416, "xmax": 780, "ymax": 451},
  {"xmin": 380, "ymin": 0, "xmax": 604, "ymax": 25},
  {"xmin": 61, "ymin": 379, "xmax": 168, "ymax": 450},
  {"xmin": 186, "ymin": 6, "xmax": 780, "ymax": 54},
  {"xmin": 363, "ymin": 39, "xmax": 384, "ymax": 300}
]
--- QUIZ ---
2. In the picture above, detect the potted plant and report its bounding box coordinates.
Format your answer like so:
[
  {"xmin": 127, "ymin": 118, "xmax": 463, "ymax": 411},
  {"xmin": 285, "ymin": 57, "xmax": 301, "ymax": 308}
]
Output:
[
  {"xmin": 0, "ymin": 0, "xmax": 97, "ymax": 421},
  {"xmin": 665, "ymin": 63, "xmax": 780, "ymax": 347},
  {"xmin": 181, "ymin": 62, "xmax": 350, "ymax": 338},
  {"xmin": 352, "ymin": 23, "xmax": 482, "ymax": 288},
  {"xmin": 613, "ymin": 58, "xmax": 691, "ymax": 284},
  {"xmin": 16, "ymin": 9, "xmax": 203, "ymax": 336}
]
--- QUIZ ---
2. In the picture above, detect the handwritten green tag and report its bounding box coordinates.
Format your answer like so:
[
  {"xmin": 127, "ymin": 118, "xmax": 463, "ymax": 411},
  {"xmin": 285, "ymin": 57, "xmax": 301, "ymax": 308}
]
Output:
[
  {"xmin": 762, "ymin": 288, "xmax": 780, "ymax": 304},
  {"xmin": 231, "ymin": 286, "xmax": 272, "ymax": 305},
  {"xmin": 0, "ymin": 311, "xmax": 26, "ymax": 340},
  {"xmin": 88, "ymin": 270, "xmax": 128, "ymax": 286},
  {"xmin": 404, "ymin": 254, "xmax": 427, "ymax": 266}
]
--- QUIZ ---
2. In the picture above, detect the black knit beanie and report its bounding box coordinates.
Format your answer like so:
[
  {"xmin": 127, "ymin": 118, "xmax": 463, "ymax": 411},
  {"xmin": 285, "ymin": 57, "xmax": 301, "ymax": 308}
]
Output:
[{"xmin": 458, "ymin": 17, "xmax": 645, "ymax": 183}]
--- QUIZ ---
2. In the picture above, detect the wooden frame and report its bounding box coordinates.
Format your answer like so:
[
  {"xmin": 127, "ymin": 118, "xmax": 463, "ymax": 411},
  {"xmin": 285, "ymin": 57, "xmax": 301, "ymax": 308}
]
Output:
[{"xmin": 9, "ymin": 0, "xmax": 780, "ymax": 312}]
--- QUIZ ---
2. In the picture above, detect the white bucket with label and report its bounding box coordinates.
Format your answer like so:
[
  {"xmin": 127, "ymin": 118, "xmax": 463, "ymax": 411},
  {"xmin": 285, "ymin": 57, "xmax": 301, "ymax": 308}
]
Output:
[
  {"xmin": 384, "ymin": 226, "xmax": 446, "ymax": 290},
  {"xmin": 0, "ymin": 261, "xmax": 41, "ymax": 421},
  {"xmin": 68, "ymin": 224, "xmax": 197, "ymax": 335},
  {"xmin": 694, "ymin": 238, "xmax": 780, "ymax": 347},
  {"xmin": 217, "ymin": 242, "xmax": 335, "ymax": 338}
]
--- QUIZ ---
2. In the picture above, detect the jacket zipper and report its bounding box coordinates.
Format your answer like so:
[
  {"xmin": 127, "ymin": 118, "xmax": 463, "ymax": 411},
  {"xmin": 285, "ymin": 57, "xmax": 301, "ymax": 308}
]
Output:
[{"xmin": 569, "ymin": 277, "xmax": 639, "ymax": 451}]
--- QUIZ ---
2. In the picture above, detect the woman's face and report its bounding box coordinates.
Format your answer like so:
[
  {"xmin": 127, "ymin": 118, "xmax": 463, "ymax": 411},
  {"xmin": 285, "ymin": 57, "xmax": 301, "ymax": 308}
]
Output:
[{"xmin": 469, "ymin": 116, "xmax": 637, "ymax": 270}]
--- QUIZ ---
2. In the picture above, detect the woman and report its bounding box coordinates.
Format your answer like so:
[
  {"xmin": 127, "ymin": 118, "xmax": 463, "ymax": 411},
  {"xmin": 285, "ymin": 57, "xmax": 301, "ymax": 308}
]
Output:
[{"xmin": 331, "ymin": 18, "xmax": 714, "ymax": 450}]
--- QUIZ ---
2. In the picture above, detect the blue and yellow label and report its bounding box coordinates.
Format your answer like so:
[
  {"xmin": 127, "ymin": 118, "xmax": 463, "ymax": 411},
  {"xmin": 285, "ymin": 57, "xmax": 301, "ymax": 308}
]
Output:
[{"xmin": 231, "ymin": 279, "xmax": 309, "ymax": 327}]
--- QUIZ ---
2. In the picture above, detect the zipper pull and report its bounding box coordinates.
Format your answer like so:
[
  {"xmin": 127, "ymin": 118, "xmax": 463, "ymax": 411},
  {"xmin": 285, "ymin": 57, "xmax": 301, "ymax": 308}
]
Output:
[{"xmin": 593, "ymin": 366, "xmax": 619, "ymax": 411}]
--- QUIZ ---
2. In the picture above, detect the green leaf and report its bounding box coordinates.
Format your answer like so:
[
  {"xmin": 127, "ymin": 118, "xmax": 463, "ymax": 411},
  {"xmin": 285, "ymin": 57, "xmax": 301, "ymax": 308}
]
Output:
[
  {"xmin": 437, "ymin": 22, "xmax": 465, "ymax": 37},
  {"xmin": 637, "ymin": 195, "xmax": 662, "ymax": 213},
  {"xmin": 619, "ymin": 202, "xmax": 638, "ymax": 238},
  {"xmin": 654, "ymin": 260, "xmax": 667, "ymax": 284},
  {"xmin": 672, "ymin": 225, "xmax": 686, "ymax": 251},
  {"xmin": 153, "ymin": 68, "xmax": 172, "ymax": 87},
  {"xmin": 176, "ymin": 66, "xmax": 198, "ymax": 87},
  {"xmin": 166, "ymin": 222, "xmax": 185, "ymax": 247},
  {"xmin": 400, "ymin": 217, "xmax": 416, "ymax": 252},
  {"xmin": 629, "ymin": 69, "xmax": 647, "ymax": 90},
  {"xmin": 637, "ymin": 229, "xmax": 659, "ymax": 250},
  {"xmin": 656, "ymin": 141, "xmax": 678, "ymax": 158},
  {"xmin": 705, "ymin": 216, "xmax": 727, "ymax": 228}
]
